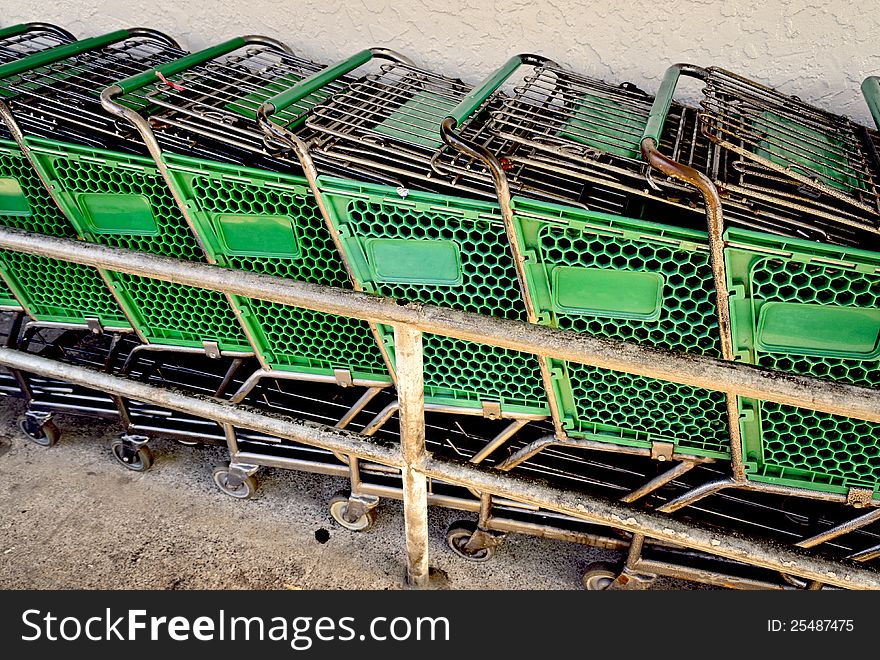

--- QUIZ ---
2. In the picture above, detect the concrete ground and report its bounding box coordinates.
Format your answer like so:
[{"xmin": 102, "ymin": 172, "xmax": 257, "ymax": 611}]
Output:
[{"xmin": 0, "ymin": 397, "xmax": 695, "ymax": 590}]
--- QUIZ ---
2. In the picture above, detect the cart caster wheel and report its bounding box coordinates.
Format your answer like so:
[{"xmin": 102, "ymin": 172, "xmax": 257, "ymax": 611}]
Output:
[
  {"xmin": 329, "ymin": 492, "xmax": 377, "ymax": 531},
  {"xmin": 110, "ymin": 439, "xmax": 153, "ymax": 472},
  {"xmin": 445, "ymin": 521, "xmax": 495, "ymax": 562},
  {"xmin": 18, "ymin": 417, "xmax": 60, "ymax": 448},
  {"xmin": 581, "ymin": 562, "xmax": 621, "ymax": 591},
  {"xmin": 212, "ymin": 466, "xmax": 258, "ymax": 499}
]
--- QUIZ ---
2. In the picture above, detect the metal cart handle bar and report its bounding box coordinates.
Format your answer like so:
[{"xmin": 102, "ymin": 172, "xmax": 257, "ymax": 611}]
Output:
[
  {"xmin": 0, "ymin": 28, "xmax": 180, "ymax": 81},
  {"xmin": 637, "ymin": 63, "xmax": 734, "ymax": 371},
  {"xmin": 445, "ymin": 53, "xmax": 554, "ymax": 128},
  {"xmin": 861, "ymin": 76, "xmax": 880, "ymax": 131},
  {"xmin": 439, "ymin": 54, "xmax": 556, "ymax": 190},
  {"xmin": 638, "ymin": 62, "xmax": 721, "ymax": 208},
  {"xmin": 641, "ymin": 62, "xmax": 707, "ymax": 147},
  {"xmin": 259, "ymin": 47, "xmax": 414, "ymax": 118},
  {"xmin": 0, "ymin": 23, "xmax": 76, "ymax": 42},
  {"xmin": 108, "ymin": 34, "xmax": 293, "ymax": 97}
]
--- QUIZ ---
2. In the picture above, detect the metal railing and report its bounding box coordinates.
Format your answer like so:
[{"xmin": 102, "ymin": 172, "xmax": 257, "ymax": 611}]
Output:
[{"xmin": 0, "ymin": 225, "xmax": 878, "ymax": 589}]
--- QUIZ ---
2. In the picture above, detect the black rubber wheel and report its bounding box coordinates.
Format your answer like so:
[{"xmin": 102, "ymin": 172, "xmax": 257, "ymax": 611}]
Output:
[
  {"xmin": 18, "ymin": 417, "xmax": 60, "ymax": 448},
  {"xmin": 581, "ymin": 562, "xmax": 620, "ymax": 591},
  {"xmin": 212, "ymin": 466, "xmax": 257, "ymax": 499},
  {"xmin": 110, "ymin": 439, "xmax": 154, "ymax": 472},
  {"xmin": 328, "ymin": 491, "xmax": 377, "ymax": 531},
  {"xmin": 445, "ymin": 520, "xmax": 495, "ymax": 562}
]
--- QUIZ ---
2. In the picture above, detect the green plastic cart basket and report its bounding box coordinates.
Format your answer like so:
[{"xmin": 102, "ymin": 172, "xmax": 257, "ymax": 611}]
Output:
[
  {"xmin": 0, "ymin": 29, "xmax": 255, "ymax": 355},
  {"xmin": 261, "ymin": 51, "xmax": 551, "ymax": 422},
  {"xmin": 99, "ymin": 38, "xmax": 397, "ymax": 397}
]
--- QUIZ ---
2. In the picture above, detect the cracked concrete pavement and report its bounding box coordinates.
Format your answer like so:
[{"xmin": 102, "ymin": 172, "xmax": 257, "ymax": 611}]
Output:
[{"xmin": 0, "ymin": 397, "xmax": 696, "ymax": 590}]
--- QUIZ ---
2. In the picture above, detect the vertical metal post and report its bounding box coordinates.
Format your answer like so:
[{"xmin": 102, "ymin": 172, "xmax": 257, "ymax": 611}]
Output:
[{"xmin": 394, "ymin": 324, "xmax": 430, "ymax": 588}]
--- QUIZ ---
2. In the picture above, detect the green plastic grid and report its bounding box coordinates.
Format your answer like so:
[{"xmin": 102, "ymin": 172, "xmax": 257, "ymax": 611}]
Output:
[
  {"xmin": 318, "ymin": 176, "xmax": 549, "ymax": 416},
  {"xmin": 0, "ymin": 140, "xmax": 129, "ymax": 325},
  {"xmin": 511, "ymin": 196, "xmax": 730, "ymax": 458},
  {"xmin": 24, "ymin": 138, "xmax": 250, "ymax": 350},
  {"xmin": 727, "ymin": 228, "xmax": 880, "ymax": 495},
  {"xmin": 162, "ymin": 154, "xmax": 389, "ymax": 382}
]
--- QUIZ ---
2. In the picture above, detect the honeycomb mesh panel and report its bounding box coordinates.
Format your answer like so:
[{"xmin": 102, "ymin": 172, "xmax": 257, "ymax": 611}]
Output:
[
  {"xmin": 185, "ymin": 172, "xmax": 387, "ymax": 376},
  {"xmin": 0, "ymin": 277, "xmax": 16, "ymax": 307},
  {"xmin": 345, "ymin": 197, "xmax": 548, "ymax": 411},
  {"xmin": 1, "ymin": 252, "xmax": 128, "ymax": 324},
  {"xmin": 0, "ymin": 143, "xmax": 128, "ymax": 324},
  {"xmin": 36, "ymin": 148, "xmax": 249, "ymax": 349},
  {"xmin": 537, "ymin": 223, "xmax": 729, "ymax": 456},
  {"xmin": 755, "ymin": 402, "xmax": 880, "ymax": 490},
  {"xmin": 748, "ymin": 257, "xmax": 880, "ymax": 490},
  {"xmin": 751, "ymin": 259, "xmax": 878, "ymax": 387}
]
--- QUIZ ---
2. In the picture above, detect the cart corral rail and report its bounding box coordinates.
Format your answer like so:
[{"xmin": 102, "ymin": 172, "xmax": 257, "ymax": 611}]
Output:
[{"xmin": 0, "ymin": 225, "xmax": 877, "ymax": 589}]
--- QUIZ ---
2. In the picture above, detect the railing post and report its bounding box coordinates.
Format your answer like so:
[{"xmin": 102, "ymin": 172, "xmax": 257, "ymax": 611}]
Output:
[{"xmin": 393, "ymin": 324, "xmax": 430, "ymax": 587}]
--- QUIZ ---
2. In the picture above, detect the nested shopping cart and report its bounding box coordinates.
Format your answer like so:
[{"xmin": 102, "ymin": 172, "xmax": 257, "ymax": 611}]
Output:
[
  {"xmin": 0, "ymin": 23, "xmax": 78, "ymax": 313},
  {"xmin": 97, "ymin": 38, "xmax": 419, "ymax": 499},
  {"xmin": 0, "ymin": 30, "xmax": 266, "ymax": 375},
  {"xmin": 619, "ymin": 64, "xmax": 880, "ymax": 521},
  {"xmin": 100, "ymin": 38, "xmax": 399, "ymax": 396},
  {"xmin": 435, "ymin": 57, "xmax": 748, "ymax": 478},
  {"xmin": 0, "ymin": 28, "xmax": 283, "ymax": 462},
  {"xmin": 258, "ymin": 52, "xmax": 553, "ymax": 453}
]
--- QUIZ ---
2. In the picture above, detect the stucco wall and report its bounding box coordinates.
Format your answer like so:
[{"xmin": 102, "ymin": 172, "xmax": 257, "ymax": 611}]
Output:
[{"xmin": 5, "ymin": 0, "xmax": 878, "ymax": 125}]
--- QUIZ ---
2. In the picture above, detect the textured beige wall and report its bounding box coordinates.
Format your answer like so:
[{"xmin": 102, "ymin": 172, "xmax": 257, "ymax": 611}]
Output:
[{"xmin": 4, "ymin": 0, "xmax": 878, "ymax": 124}]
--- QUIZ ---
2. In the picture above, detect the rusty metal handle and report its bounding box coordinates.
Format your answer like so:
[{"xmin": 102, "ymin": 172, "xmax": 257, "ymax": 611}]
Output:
[{"xmin": 642, "ymin": 63, "xmax": 707, "ymax": 145}]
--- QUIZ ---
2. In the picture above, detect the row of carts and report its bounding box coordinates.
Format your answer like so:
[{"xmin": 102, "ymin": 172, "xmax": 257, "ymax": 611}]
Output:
[{"xmin": 0, "ymin": 22, "xmax": 878, "ymax": 589}]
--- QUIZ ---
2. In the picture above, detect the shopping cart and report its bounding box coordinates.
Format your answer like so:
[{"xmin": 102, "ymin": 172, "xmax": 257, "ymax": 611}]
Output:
[
  {"xmin": 0, "ymin": 29, "xmax": 278, "ymax": 463},
  {"xmin": 626, "ymin": 64, "xmax": 880, "ymax": 518},
  {"xmin": 96, "ymin": 38, "xmax": 420, "ymax": 499},
  {"xmin": 258, "ymin": 51, "xmax": 553, "ymax": 452},
  {"xmin": 0, "ymin": 30, "xmax": 263, "ymax": 374},
  {"xmin": 432, "ymin": 57, "xmax": 743, "ymax": 479},
  {"xmin": 0, "ymin": 23, "xmax": 78, "ymax": 313},
  {"xmin": 100, "ymin": 38, "xmax": 399, "ymax": 400}
]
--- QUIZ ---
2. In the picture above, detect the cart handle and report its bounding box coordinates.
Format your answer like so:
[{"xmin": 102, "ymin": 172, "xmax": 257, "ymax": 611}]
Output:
[
  {"xmin": 111, "ymin": 35, "xmax": 291, "ymax": 96},
  {"xmin": 641, "ymin": 63, "xmax": 707, "ymax": 146},
  {"xmin": 0, "ymin": 23, "xmax": 75, "ymax": 42},
  {"xmin": 861, "ymin": 76, "xmax": 880, "ymax": 131},
  {"xmin": 0, "ymin": 28, "xmax": 179, "ymax": 81},
  {"xmin": 440, "ymin": 54, "xmax": 556, "ymax": 194},
  {"xmin": 260, "ymin": 47, "xmax": 414, "ymax": 116},
  {"xmin": 445, "ymin": 53, "xmax": 554, "ymax": 128}
]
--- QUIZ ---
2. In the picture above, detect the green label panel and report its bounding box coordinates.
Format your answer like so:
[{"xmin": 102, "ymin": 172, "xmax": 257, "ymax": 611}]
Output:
[
  {"xmin": 365, "ymin": 238, "xmax": 462, "ymax": 285},
  {"xmin": 552, "ymin": 266, "xmax": 664, "ymax": 320},
  {"xmin": 0, "ymin": 177, "xmax": 31, "ymax": 216},
  {"xmin": 756, "ymin": 301, "xmax": 880, "ymax": 359},
  {"xmin": 77, "ymin": 193, "xmax": 158, "ymax": 235},
  {"xmin": 214, "ymin": 213, "xmax": 301, "ymax": 258}
]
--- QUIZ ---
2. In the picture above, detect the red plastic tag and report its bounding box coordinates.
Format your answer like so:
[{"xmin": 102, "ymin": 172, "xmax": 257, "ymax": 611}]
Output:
[{"xmin": 156, "ymin": 71, "xmax": 185, "ymax": 92}]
